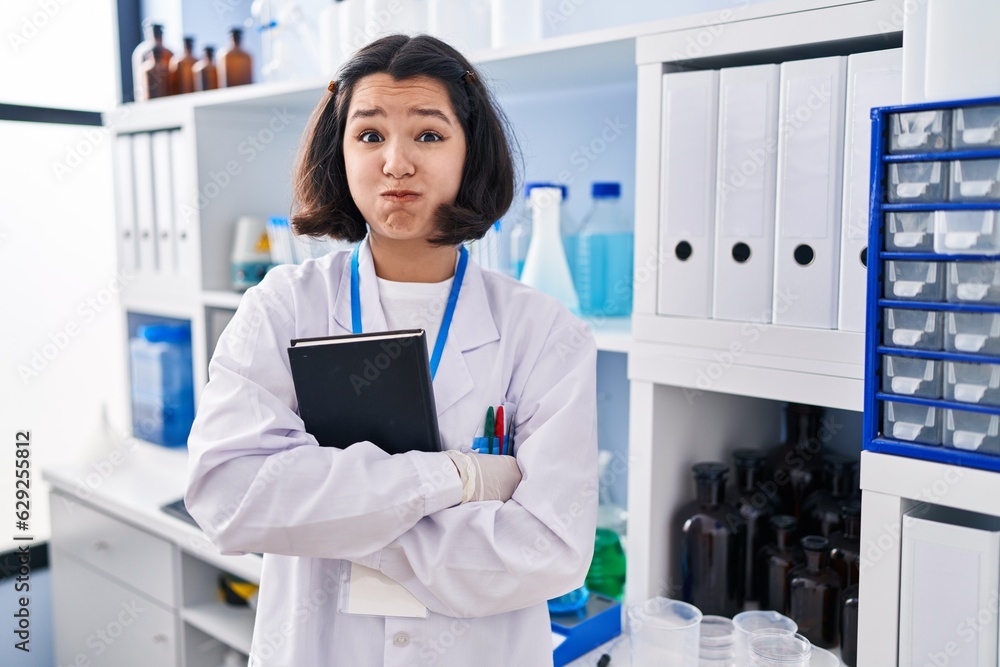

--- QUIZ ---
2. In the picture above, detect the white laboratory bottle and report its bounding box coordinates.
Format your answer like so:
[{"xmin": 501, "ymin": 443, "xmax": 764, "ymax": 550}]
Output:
[
  {"xmin": 319, "ymin": 0, "xmax": 345, "ymax": 76},
  {"xmin": 492, "ymin": 0, "xmax": 543, "ymax": 49},
  {"xmin": 339, "ymin": 0, "xmax": 368, "ymax": 56},
  {"xmin": 521, "ymin": 187, "xmax": 579, "ymax": 312},
  {"xmin": 429, "ymin": 0, "xmax": 491, "ymax": 53}
]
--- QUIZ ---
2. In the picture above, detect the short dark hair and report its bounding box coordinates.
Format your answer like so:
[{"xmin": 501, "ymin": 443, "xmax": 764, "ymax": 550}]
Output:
[{"xmin": 291, "ymin": 34, "xmax": 517, "ymax": 246}]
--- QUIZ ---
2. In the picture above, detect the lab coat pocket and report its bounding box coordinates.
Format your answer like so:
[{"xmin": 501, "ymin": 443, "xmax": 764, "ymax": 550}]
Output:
[
  {"xmin": 338, "ymin": 560, "xmax": 428, "ymax": 619},
  {"xmin": 470, "ymin": 402, "xmax": 516, "ymax": 455}
]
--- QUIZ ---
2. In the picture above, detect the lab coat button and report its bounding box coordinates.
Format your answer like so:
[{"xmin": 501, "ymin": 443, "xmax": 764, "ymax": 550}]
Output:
[{"xmin": 392, "ymin": 632, "xmax": 410, "ymax": 647}]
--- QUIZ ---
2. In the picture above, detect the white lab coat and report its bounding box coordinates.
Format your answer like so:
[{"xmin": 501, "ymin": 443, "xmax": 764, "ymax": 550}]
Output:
[{"xmin": 185, "ymin": 236, "xmax": 599, "ymax": 666}]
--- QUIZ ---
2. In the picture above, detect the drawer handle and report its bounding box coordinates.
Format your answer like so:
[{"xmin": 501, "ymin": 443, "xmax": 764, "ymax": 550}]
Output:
[
  {"xmin": 92, "ymin": 540, "xmax": 109, "ymax": 551},
  {"xmin": 152, "ymin": 634, "xmax": 169, "ymax": 644}
]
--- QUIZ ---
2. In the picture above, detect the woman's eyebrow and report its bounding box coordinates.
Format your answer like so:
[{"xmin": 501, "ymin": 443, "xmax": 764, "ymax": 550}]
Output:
[{"xmin": 348, "ymin": 107, "xmax": 453, "ymax": 126}]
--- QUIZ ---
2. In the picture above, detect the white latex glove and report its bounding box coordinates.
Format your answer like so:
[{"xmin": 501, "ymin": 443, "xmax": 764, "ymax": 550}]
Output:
[{"xmin": 446, "ymin": 451, "xmax": 522, "ymax": 503}]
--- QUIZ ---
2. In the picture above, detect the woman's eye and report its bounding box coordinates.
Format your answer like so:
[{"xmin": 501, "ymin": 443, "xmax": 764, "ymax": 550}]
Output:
[
  {"xmin": 359, "ymin": 131, "xmax": 383, "ymax": 143},
  {"xmin": 417, "ymin": 132, "xmax": 442, "ymax": 143}
]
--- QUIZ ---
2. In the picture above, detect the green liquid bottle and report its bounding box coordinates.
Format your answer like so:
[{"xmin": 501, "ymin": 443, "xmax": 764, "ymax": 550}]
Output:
[{"xmin": 586, "ymin": 527, "xmax": 626, "ymax": 599}]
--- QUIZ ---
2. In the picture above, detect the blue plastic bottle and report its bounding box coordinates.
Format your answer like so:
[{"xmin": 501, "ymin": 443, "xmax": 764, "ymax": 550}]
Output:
[
  {"xmin": 574, "ymin": 182, "xmax": 634, "ymax": 317},
  {"xmin": 506, "ymin": 182, "xmax": 575, "ymax": 279},
  {"xmin": 129, "ymin": 323, "xmax": 195, "ymax": 447}
]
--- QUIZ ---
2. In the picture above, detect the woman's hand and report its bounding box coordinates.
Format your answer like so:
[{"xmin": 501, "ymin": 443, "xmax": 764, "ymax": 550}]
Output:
[{"xmin": 446, "ymin": 451, "xmax": 522, "ymax": 503}]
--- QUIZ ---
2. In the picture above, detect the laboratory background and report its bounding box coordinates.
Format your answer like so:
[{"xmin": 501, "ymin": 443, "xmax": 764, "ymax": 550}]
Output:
[{"xmin": 3, "ymin": 0, "xmax": 1000, "ymax": 665}]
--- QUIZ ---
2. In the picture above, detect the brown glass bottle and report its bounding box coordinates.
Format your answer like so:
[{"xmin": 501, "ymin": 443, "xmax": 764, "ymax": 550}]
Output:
[
  {"xmin": 132, "ymin": 23, "xmax": 174, "ymax": 101},
  {"xmin": 170, "ymin": 36, "xmax": 198, "ymax": 95},
  {"xmin": 828, "ymin": 500, "xmax": 862, "ymax": 589},
  {"xmin": 193, "ymin": 46, "xmax": 219, "ymax": 92},
  {"xmin": 142, "ymin": 45, "xmax": 172, "ymax": 99},
  {"xmin": 729, "ymin": 448, "xmax": 776, "ymax": 602},
  {"xmin": 678, "ymin": 462, "xmax": 744, "ymax": 617},
  {"xmin": 756, "ymin": 514, "xmax": 802, "ymax": 614},
  {"xmin": 802, "ymin": 455, "xmax": 857, "ymax": 538},
  {"xmin": 788, "ymin": 535, "xmax": 841, "ymax": 648},
  {"xmin": 767, "ymin": 403, "xmax": 826, "ymax": 519},
  {"xmin": 219, "ymin": 28, "xmax": 253, "ymax": 88},
  {"xmin": 841, "ymin": 584, "xmax": 859, "ymax": 666}
]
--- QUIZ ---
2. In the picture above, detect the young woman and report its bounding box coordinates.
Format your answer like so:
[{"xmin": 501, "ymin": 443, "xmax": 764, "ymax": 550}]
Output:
[{"xmin": 185, "ymin": 34, "xmax": 598, "ymax": 666}]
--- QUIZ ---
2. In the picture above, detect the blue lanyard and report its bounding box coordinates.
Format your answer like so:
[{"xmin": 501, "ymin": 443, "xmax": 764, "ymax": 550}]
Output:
[{"xmin": 351, "ymin": 243, "xmax": 468, "ymax": 380}]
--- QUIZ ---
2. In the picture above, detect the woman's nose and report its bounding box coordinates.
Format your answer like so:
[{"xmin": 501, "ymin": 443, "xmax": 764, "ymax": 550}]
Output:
[{"xmin": 382, "ymin": 139, "xmax": 415, "ymax": 179}]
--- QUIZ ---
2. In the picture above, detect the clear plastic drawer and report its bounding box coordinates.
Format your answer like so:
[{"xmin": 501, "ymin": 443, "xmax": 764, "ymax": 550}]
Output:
[
  {"xmin": 934, "ymin": 210, "xmax": 1000, "ymax": 254},
  {"xmin": 943, "ymin": 408, "xmax": 1000, "ymax": 453},
  {"xmin": 946, "ymin": 262, "xmax": 1000, "ymax": 304},
  {"xmin": 945, "ymin": 311, "xmax": 1000, "ymax": 355},
  {"xmin": 883, "ymin": 401, "xmax": 941, "ymax": 445},
  {"xmin": 950, "ymin": 159, "xmax": 1000, "ymax": 201},
  {"xmin": 889, "ymin": 109, "xmax": 951, "ymax": 154},
  {"xmin": 883, "ymin": 308, "xmax": 944, "ymax": 350},
  {"xmin": 882, "ymin": 355, "xmax": 942, "ymax": 398},
  {"xmin": 952, "ymin": 105, "xmax": 1000, "ymax": 150},
  {"xmin": 886, "ymin": 161, "xmax": 948, "ymax": 203},
  {"xmin": 886, "ymin": 211, "xmax": 934, "ymax": 252},
  {"xmin": 884, "ymin": 261, "xmax": 945, "ymax": 301},
  {"xmin": 944, "ymin": 360, "xmax": 1000, "ymax": 406}
]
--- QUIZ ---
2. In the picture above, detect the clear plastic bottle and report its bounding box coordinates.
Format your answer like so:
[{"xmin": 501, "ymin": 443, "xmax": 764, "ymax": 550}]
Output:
[
  {"xmin": 129, "ymin": 323, "xmax": 195, "ymax": 447},
  {"xmin": 507, "ymin": 183, "xmax": 575, "ymax": 280},
  {"xmin": 574, "ymin": 182, "xmax": 634, "ymax": 317},
  {"xmin": 521, "ymin": 187, "xmax": 579, "ymax": 312}
]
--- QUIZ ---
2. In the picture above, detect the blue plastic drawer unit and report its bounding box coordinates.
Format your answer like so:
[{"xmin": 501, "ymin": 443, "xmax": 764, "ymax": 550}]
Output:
[{"xmin": 865, "ymin": 95, "xmax": 1000, "ymax": 472}]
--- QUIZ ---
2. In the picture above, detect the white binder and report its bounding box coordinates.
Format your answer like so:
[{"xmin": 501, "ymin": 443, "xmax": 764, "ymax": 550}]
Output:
[
  {"xmin": 113, "ymin": 135, "xmax": 137, "ymax": 275},
  {"xmin": 773, "ymin": 56, "xmax": 847, "ymax": 329},
  {"xmin": 712, "ymin": 64, "xmax": 780, "ymax": 323},
  {"xmin": 838, "ymin": 49, "xmax": 903, "ymax": 332},
  {"xmin": 131, "ymin": 132, "xmax": 158, "ymax": 274},
  {"xmin": 151, "ymin": 131, "xmax": 176, "ymax": 275},
  {"xmin": 169, "ymin": 129, "xmax": 198, "ymax": 287},
  {"xmin": 657, "ymin": 69, "xmax": 719, "ymax": 318},
  {"xmin": 899, "ymin": 504, "xmax": 1000, "ymax": 667}
]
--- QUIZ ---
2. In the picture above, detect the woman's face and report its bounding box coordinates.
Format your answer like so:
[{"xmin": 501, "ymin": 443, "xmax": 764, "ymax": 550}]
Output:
[{"xmin": 343, "ymin": 73, "xmax": 467, "ymax": 245}]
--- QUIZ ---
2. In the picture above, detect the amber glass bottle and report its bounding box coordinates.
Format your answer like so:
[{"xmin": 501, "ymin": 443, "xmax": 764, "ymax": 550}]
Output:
[
  {"xmin": 788, "ymin": 535, "xmax": 841, "ymax": 648},
  {"xmin": 767, "ymin": 403, "xmax": 826, "ymax": 519},
  {"xmin": 170, "ymin": 36, "xmax": 198, "ymax": 95},
  {"xmin": 678, "ymin": 462, "xmax": 744, "ymax": 617},
  {"xmin": 194, "ymin": 46, "xmax": 219, "ymax": 92},
  {"xmin": 730, "ymin": 448, "xmax": 776, "ymax": 602},
  {"xmin": 756, "ymin": 514, "xmax": 802, "ymax": 613},
  {"xmin": 142, "ymin": 45, "xmax": 172, "ymax": 99},
  {"xmin": 802, "ymin": 455, "xmax": 856, "ymax": 538},
  {"xmin": 828, "ymin": 500, "xmax": 862, "ymax": 589},
  {"xmin": 132, "ymin": 23, "xmax": 174, "ymax": 101},
  {"xmin": 219, "ymin": 28, "xmax": 253, "ymax": 87},
  {"xmin": 841, "ymin": 584, "xmax": 859, "ymax": 666}
]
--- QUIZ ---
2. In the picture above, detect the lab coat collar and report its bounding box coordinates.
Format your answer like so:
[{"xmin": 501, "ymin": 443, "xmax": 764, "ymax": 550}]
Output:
[{"xmin": 331, "ymin": 235, "xmax": 500, "ymax": 416}]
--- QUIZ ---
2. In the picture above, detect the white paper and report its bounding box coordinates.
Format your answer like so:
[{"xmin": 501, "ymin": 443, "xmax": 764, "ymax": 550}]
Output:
[{"xmin": 343, "ymin": 563, "xmax": 428, "ymax": 618}]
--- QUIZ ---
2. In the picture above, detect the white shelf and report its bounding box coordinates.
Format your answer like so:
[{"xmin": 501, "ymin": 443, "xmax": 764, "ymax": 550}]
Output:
[
  {"xmin": 182, "ymin": 603, "xmax": 255, "ymax": 656},
  {"xmin": 861, "ymin": 451, "xmax": 1000, "ymax": 517}
]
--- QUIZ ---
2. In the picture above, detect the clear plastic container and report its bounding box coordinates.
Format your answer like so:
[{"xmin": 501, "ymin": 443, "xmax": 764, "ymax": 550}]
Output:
[
  {"xmin": 888, "ymin": 109, "xmax": 950, "ymax": 153},
  {"xmin": 886, "ymin": 161, "xmax": 948, "ymax": 203},
  {"xmin": 733, "ymin": 611, "xmax": 797, "ymax": 667},
  {"xmin": 628, "ymin": 597, "xmax": 702, "ymax": 667},
  {"xmin": 807, "ymin": 645, "xmax": 841, "ymax": 667},
  {"xmin": 882, "ymin": 400, "xmax": 941, "ymax": 445},
  {"xmin": 952, "ymin": 105, "xmax": 1000, "ymax": 150},
  {"xmin": 747, "ymin": 629, "xmax": 811, "ymax": 667},
  {"xmin": 882, "ymin": 308, "xmax": 944, "ymax": 350},
  {"xmin": 945, "ymin": 311, "xmax": 1000, "ymax": 355},
  {"xmin": 885, "ymin": 211, "xmax": 934, "ymax": 252},
  {"xmin": 574, "ymin": 182, "xmax": 634, "ymax": 317},
  {"xmin": 882, "ymin": 355, "xmax": 942, "ymax": 399},
  {"xmin": 883, "ymin": 261, "xmax": 945, "ymax": 301},
  {"xmin": 505, "ymin": 182, "xmax": 576, "ymax": 280},
  {"xmin": 129, "ymin": 323, "xmax": 195, "ymax": 447},
  {"xmin": 947, "ymin": 261, "xmax": 1000, "ymax": 304},
  {"xmin": 934, "ymin": 210, "xmax": 1000, "ymax": 254},
  {"xmin": 949, "ymin": 159, "xmax": 1000, "ymax": 201},
  {"xmin": 944, "ymin": 360, "xmax": 1000, "ymax": 406},
  {"xmin": 943, "ymin": 408, "xmax": 1000, "ymax": 453},
  {"xmin": 700, "ymin": 615, "xmax": 736, "ymax": 666}
]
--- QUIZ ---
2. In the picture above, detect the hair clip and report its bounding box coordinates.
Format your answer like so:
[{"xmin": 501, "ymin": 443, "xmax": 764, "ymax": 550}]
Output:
[
  {"xmin": 463, "ymin": 70, "xmax": 476, "ymax": 85},
  {"xmin": 328, "ymin": 80, "xmax": 338, "ymax": 94}
]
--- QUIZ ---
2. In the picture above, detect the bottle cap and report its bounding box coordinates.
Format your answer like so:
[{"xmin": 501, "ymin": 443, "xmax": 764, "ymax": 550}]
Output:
[
  {"xmin": 800, "ymin": 535, "xmax": 829, "ymax": 552},
  {"xmin": 524, "ymin": 182, "xmax": 567, "ymax": 200},
  {"xmin": 591, "ymin": 182, "xmax": 620, "ymax": 198},
  {"xmin": 733, "ymin": 448, "xmax": 767, "ymax": 469},
  {"xmin": 138, "ymin": 323, "xmax": 191, "ymax": 344},
  {"xmin": 692, "ymin": 462, "xmax": 729, "ymax": 480},
  {"xmin": 771, "ymin": 514, "xmax": 797, "ymax": 531}
]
